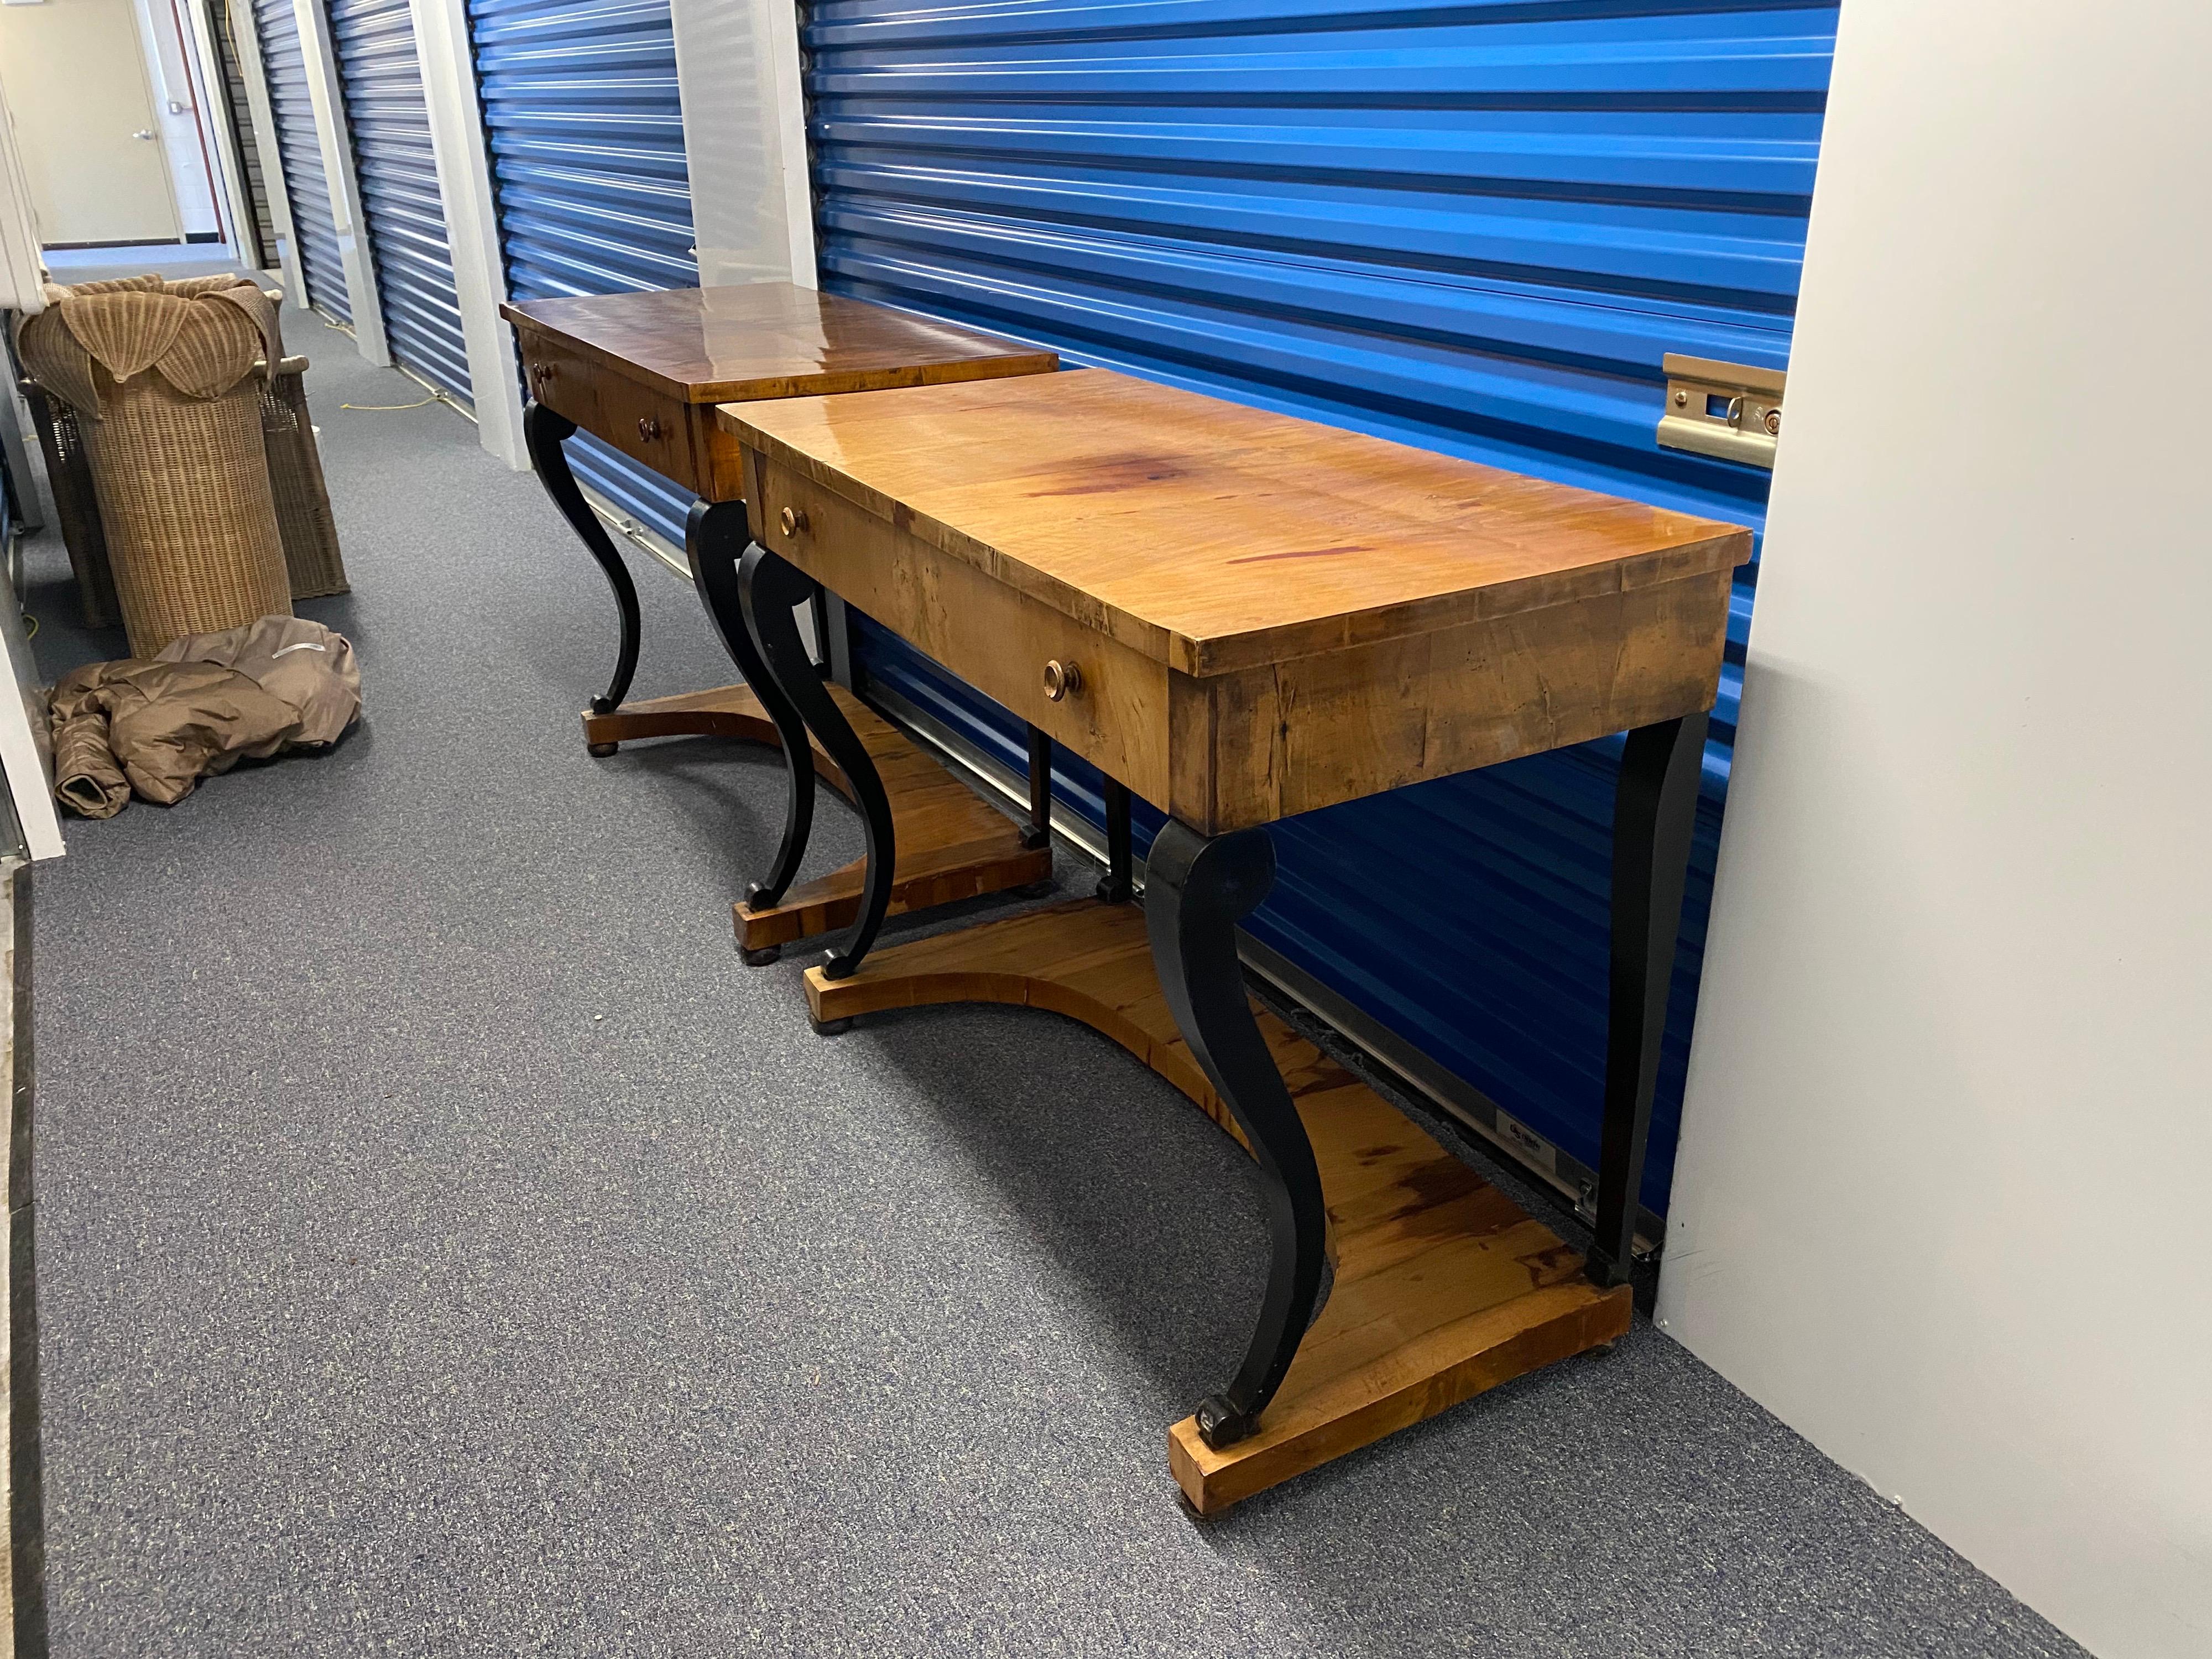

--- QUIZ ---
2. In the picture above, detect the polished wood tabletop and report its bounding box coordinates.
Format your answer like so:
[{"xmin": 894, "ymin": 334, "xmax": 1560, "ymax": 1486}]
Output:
[
  {"xmin": 726, "ymin": 367, "xmax": 1750, "ymax": 833},
  {"xmin": 721, "ymin": 369, "xmax": 1751, "ymax": 676},
  {"xmin": 500, "ymin": 283, "xmax": 1057, "ymax": 406}
]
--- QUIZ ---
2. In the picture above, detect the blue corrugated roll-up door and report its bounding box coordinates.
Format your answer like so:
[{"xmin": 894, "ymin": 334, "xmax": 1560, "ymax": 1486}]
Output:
[
  {"xmin": 252, "ymin": 0, "xmax": 350, "ymax": 324},
  {"xmin": 466, "ymin": 0, "xmax": 696, "ymax": 542},
  {"xmin": 327, "ymin": 0, "xmax": 473, "ymax": 401},
  {"xmin": 805, "ymin": 1, "xmax": 1839, "ymax": 1220}
]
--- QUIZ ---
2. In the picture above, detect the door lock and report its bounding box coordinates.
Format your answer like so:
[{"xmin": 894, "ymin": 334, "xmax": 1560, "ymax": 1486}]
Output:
[{"xmin": 1656, "ymin": 354, "xmax": 1786, "ymax": 469}]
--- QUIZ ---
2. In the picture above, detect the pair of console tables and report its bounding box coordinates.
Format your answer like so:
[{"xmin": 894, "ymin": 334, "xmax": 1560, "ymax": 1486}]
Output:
[{"xmin": 506, "ymin": 284, "xmax": 1749, "ymax": 1515}]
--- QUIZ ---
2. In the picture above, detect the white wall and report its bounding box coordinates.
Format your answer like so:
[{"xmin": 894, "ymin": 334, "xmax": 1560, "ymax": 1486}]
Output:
[
  {"xmin": 1657, "ymin": 4, "xmax": 2212, "ymax": 1657},
  {"xmin": 131, "ymin": 0, "xmax": 219, "ymax": 237},
  {"xmin": 220, "ymin": 0, "xmax": 306, "ymax": 303},
  {"xmin": 291, "ymin": 0, "xmax": 386, "ymax": 363},
  {"xmin": 412, "ymin": 0, "xmax": 525, "ymax": 467},
  {"xmin": 670, "ymin": 0, "xmax": 813, "ymax": 288}
]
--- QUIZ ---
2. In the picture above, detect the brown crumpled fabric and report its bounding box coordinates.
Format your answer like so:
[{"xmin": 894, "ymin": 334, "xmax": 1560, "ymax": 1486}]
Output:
[{"xmin": 49, "ymin": 616, "xmax": 361, "ymax": 817}]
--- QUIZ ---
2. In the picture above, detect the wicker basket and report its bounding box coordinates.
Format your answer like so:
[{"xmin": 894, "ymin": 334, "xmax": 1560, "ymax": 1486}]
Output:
[
  {"xmin": 15, "ymin": 276, "xmax": 347, "ymax": 651},
  {"xmin": 258, "ymin": 357, "xmax": 347, "ymax": 599},
  {"xmin": 20, "ymin": 378, "xmax": 120, "ymax": 628},
  {"xmin": 91, "ymin": 370, "xmax": 291, "ymax": 655}
]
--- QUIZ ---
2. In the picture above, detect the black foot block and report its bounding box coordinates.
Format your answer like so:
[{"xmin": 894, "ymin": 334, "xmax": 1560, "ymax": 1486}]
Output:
[
  {"xmin": 1584, "ymin": 1251, "xmax": 1630, "ymax": 1291},
  {"xmin": 586, "ymin": 742, "xmax": 618, "ymax": 759},
  {"xmin": 811, "ymin": 1016, "xmax": 855, "ymax": 1037},
  {"xmin": 1194, "ymin": 1393, "xmax": 1255, "ymax": 1452},
  {"xmin": 739, "ymin": 945, "xmax": 781, "ymax": 968},
  {"xmin": 1012, "ymin": 880, "xmax": 1057, "ymax": 900}
]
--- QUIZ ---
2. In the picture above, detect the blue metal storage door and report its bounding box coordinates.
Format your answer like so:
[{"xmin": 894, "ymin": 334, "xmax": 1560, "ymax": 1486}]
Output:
[
  {"xmin": 466, "ymin": 0, "xmax": 696, "ymax": 542},
  {"xmin": 252, "ymin": 0, "xmax": 350, "ymax": 324},
  {"xmin": 805, "ymin": 1, "xmax": 1839, "ymax": 1219},
  {"xmin": 327, "ymin": 0, "xmax": 473, "ymax": 400}
]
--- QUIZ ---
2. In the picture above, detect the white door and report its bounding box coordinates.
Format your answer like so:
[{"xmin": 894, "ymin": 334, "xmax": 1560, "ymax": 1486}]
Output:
[{"xmin": 0, "ymin": 0, "xmax": 183, "ymax": 245}]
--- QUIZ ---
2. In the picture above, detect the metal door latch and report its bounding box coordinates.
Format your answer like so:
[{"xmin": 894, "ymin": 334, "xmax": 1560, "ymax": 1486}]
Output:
[{"xmin": 1656, "ymin": 354, "xmax": 1785, "ymax": 469}]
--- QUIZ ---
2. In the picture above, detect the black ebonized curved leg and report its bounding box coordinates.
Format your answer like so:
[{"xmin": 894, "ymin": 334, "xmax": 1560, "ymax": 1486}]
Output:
[
  {"xmin": 1023, "ymin": 725, "xmax": 1053, "ymax": 851},
  {"xmin": 686, "ymin": 500, "xmax": 816, "ymax": 922},
  {"xmin": 1588, "ymin": 711, "xmax": 1709, "ymax": 1288},
  {"xmin": 1098, "ymin": 778, "xmax": 1135, "ymax": 903},
  {"xmin": 523, "ymin": 400, "xmax": 639, "ymax": 738},
  {"xmin": 739, "ymin": 545, "xmax": 895, "ymax": 979},
  {"xmin": 1146, "ymin": 820, "xmax": 1328, "ymax": 1451}
]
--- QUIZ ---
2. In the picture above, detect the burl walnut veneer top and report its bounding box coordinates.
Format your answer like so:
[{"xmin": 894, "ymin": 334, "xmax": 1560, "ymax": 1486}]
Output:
[
  {"xmin": 722, "ymin": 369, "xmax": 1754, "ymax": 676},
  {"xmin": 499, "ymin": 284, "xmax": 1057, "ymax": 404}
]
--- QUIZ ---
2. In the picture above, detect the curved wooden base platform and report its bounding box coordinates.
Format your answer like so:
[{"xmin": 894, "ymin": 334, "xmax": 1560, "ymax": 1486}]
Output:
[
  {"xmin": 581, "ymin": 683, "xmax": 1051, "ymax": 955},
  {"xmin": 580, "ymin": 683, "xmax": 813, "ymax": 757},
  {"xmin": 804, "ymin": 899, "xmax": 1631, "ymax": 1514}
]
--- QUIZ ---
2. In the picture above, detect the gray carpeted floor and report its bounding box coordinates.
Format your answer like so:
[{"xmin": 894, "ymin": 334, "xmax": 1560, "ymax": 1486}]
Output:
[{"xmin": 20, "ymin": 299, "xmax": 2089, "ymax": 1658}]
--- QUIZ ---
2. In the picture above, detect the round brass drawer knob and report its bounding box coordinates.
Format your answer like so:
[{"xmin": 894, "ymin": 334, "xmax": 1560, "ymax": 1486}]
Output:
[
  {"xmin": 637, "ymin": 415, "xmax": 661, "ymax": 442},
  {"xmin": 780, "ymin": 505, "xmax": 809, "ymax": 536},
  {"xmin": 1042, "ymin": 659, "xmax": 1083, "ymax": 702}
]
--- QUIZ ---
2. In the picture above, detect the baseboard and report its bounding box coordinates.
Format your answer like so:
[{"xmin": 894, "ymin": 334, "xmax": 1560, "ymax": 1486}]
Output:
[{"xmin": 4, "ymin": 861, "xmax": 45, "ymax": 1657}]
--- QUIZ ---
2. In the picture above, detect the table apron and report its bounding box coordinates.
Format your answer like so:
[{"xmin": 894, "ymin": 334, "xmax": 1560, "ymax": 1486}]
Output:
[
  {"xmin": 1170, "ymin": 569, "xmax": 1731, "ymax": 831},
  {"xmin": 515, "ymin": 332, "xmax": 747, "ymax": 502},
  {"xmin": 751, "ymin": 450, "xmax": 1176, "ymax": 808},
  {"xmin": 750, "ymin": 448, "xmax": 1729, "ymax": 834}
]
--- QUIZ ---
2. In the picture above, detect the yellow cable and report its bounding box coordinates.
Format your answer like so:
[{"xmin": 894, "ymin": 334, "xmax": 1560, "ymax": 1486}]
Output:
[{"xmin": 340, "ymin": 393, "xmax": 439, "ymax": 411}]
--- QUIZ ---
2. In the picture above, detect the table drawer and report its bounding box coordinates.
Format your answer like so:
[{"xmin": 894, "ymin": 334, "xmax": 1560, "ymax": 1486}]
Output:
[
  {"xmin": 517, "ymin": 335, "xmax": 703, "ymax": 495},
  {"xmin": 752, "ymin": 454, "xmax": 1172, "ymax": 807}
]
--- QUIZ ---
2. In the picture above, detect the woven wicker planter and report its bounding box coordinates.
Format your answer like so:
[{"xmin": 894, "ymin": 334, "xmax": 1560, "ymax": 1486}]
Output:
[
  {"xmin": 259, "ymin": 362, "xmax": 348, "ymax": 599},
  {"xmin": 25, "ymin": 354, "xmax": 349, "ymax": 628},
  {"xmin": 15, "ymin": 275, "xmax": 314, "ymax": 656}
]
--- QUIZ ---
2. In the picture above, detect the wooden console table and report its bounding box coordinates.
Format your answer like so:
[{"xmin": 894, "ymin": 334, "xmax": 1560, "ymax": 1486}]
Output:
[
  {"xmin": 716, "ymin": 369, "xmax": 1751, "ymax": 1512},
  {"xmin": 502, "ymin": 284, "xmax": 1059, "ymax": 960}
]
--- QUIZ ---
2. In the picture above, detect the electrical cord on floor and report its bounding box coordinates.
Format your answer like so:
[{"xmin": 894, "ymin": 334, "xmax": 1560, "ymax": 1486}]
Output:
[
  {"xmin": 340, "ymin": 392, "xmax": 440, "ymax": 411},
  {"xmin": 300, "ymin": 310, "xmax": 450, "ymax": 411},
  {"xmin": 294, "ymin": 304, "xmax": 462, "ymax": 414}
]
